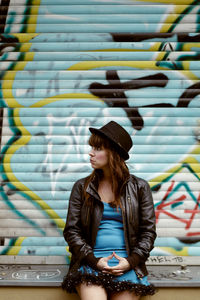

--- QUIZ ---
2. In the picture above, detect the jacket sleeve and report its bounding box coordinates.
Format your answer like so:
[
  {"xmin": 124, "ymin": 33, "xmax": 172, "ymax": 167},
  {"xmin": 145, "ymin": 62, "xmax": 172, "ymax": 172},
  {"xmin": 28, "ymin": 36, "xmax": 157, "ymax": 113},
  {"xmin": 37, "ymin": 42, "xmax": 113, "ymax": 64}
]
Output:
[
  {"xmin": 63, "ymin": 179, "xmax": 100, "ymax": 269},
  {"xmin": 126, "ymin": 180, "xmax": 157, "ymax": 268}
]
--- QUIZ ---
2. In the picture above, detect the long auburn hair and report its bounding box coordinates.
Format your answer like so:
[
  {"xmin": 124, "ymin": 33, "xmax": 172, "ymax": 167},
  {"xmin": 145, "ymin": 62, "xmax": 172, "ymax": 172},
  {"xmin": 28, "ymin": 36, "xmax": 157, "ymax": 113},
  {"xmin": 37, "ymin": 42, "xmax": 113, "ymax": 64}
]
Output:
[{"xmin": 83, "ymin": 133, "xmax": 130, "ymax": 208}]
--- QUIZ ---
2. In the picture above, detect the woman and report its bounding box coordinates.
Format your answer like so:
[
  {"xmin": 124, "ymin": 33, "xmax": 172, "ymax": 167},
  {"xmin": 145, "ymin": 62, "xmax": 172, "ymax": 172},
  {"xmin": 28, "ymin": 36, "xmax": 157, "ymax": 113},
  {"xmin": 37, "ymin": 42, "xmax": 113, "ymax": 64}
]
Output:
[{"xmin": 62, "ymin": 121, "xmax": 157, "ymax": 300}]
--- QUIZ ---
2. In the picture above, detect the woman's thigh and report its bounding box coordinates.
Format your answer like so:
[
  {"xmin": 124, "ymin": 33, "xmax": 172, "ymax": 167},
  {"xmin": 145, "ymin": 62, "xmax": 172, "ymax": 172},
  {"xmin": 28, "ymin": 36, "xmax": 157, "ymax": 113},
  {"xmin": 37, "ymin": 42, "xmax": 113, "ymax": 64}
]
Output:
[
  {"xmin": 76, "ymin": 283, "xmax": 107, "ymax": 300},
  {"xmin": 110, "ymin": 290, "xmax": 140, "ymax": 300}
]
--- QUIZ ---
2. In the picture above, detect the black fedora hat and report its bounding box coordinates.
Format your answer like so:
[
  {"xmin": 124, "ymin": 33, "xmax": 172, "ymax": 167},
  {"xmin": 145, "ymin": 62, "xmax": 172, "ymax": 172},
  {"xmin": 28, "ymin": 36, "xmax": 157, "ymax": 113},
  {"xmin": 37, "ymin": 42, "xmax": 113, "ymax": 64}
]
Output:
[{"xmin": 89, "ymin": 121, "xmax": 133, "ymax": 160}]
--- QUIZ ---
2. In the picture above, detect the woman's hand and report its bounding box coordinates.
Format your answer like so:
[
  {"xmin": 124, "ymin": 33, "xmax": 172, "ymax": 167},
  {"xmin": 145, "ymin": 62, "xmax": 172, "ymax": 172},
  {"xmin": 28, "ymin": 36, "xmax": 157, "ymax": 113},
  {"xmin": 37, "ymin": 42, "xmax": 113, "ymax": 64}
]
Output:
[
  {"xmin": 102, "ymin": 252, "xmax": 131, "ymax": 276},
  {"xmin": 96, "ymin": 253, "xmax": 114, "ymax": 271}
]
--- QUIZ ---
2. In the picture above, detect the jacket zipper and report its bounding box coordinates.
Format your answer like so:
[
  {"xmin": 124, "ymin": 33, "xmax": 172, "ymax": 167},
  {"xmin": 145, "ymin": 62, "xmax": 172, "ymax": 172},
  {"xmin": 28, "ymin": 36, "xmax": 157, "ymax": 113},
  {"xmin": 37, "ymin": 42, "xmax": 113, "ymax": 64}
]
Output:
[
  {"xmin": 85, "ymin": 206, "xmax": 89, "ymax": 224},
  {"xmin": 127, "ymin": 196, "xmax": 133, "ymax": 220},
  {"xmin": 120, "ymin": 197, "xmax": 130, "ymax": 256}
]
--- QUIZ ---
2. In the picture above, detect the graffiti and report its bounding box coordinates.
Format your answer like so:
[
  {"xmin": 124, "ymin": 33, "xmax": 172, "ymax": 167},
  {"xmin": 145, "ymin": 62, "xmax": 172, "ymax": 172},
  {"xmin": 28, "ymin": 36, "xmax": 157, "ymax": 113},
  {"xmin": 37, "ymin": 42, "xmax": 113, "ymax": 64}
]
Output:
[
  {"xmin": 177, "ymin": 81, "xmax": 200, "ymax": 107},
  {"xmin": 0, "ymin": 0, "xmax": 10, "ymax": 34},
  {"xmin": 89, "ymin": 71, "xmax": 169, "ymax": 130},
  {"xmin": 0, "ymin": 0, "xmax": 10, "ymax": 148},
  {"xmin": 0, "ymin": 264, "xmax": 64, "ymax": 281},
  {"xmin": 155, "ymin": 179, "xmax": 200, "ymax": 235},
  {"xmin": 89, "ymin": 70, "xmax": 200, "ymax": 130},
  {"xmin": 12, "ymin": 269, "xmax": 61, "ymax": 280},
  {"xmin": 111, "ymin": 33, "xmax": 200, "ymax": 43},
  {"xmin": 0, "ymin": 0, "xmax": 200, "ymax": 264},
  {"xmin": 0, "ymin": 34, "xmax": 19, "ymax": 57},
  {"xmin": 0, "ymin": 108, "xmax": 3, "ymax": 145},
  {"xmin": 148, "ymin": 256, "xmax": 184, "ymax": 264},
  {"xmin": 148, "ymin": 266, "xmax": 192, "ymax": 281},
  {"xmin": 0, "ymin": 0, "xmax": 10, "ymax": 251}
]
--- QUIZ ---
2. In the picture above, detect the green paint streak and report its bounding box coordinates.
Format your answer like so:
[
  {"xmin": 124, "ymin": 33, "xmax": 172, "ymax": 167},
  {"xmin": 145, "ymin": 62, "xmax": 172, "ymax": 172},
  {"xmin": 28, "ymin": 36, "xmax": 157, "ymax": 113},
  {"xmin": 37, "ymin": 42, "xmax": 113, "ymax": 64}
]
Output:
[
  {"xmin": 156, "ymin": 60, "xmax": 182, "ymax": 71},
  {"xmin": 0, "ymin": 110, "xmax": 47, "ymax": 236},
  {"xmin": 1, "ymin": 109, "xmax": 62, "ymax": 237},
  {"xmin": 171, "ymin": 202, "xmax": 183, "ymax": 209},
  {"xmin": 157, "ymin": 0, "xmax": 199, "ymax": 70},
  {"xmin": 169, "ymin": 0, "xmax": 199, "ymax": 33},
  {"xmin": 154, "ymin": 162, "xmax": 200, "ymax": 209},
  {"xmin": 154, "ymin": 180, "xmax": 200, "ymax": 209},
  {"xmin": 0, "ymin": 236, "xmax": 18, "ymax": 255},
  {"xmin": 22, "ymin": 0, "xmax": 36, "ymax": 34},
  {"xmin": 177, "ymin": 52, "xmax": 200, "ymax": 62},
  {"xmin": 196, "ymin": 8, "xmax": 200, "ymax": 33},
  {"xmin": 0, "ymin": 184, "xmax": 46, "ymax": 236},
  {"xmin": 0, "ymin": 34, "xmax": 20, "ymax": 99}
]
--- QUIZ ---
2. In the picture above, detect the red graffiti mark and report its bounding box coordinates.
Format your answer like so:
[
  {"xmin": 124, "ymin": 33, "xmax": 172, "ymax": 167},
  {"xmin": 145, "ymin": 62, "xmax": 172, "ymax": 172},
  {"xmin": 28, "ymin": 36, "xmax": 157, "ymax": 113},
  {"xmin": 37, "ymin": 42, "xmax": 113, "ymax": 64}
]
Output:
[
  {"xmin": 185, "ymin": 192, "xmax": 200, "ymax": 231},
  {"xmin": 163, "ymin": 180, "xmax": 175, "ymax": 201},
  {"xmin": 156, "ymin": 181, "xmax": 186, "ymax": 224},
  {"xmin": 156, "ymin": 195, "xmax": 187, "ymax": 225},
  {"xmin": 155, "ymin": 181, "xmax": 200, "ymax": 233},
  {"xmin": 187, "ymin": 232, "xmax": 200, "ymax": 236}
]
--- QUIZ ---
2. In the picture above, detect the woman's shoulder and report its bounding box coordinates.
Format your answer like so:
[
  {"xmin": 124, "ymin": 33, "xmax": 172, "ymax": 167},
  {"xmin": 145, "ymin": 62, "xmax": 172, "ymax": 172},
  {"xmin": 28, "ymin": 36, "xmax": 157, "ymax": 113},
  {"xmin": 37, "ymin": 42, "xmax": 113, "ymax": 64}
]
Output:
[
  {"xmin": 73, "ymin": 176, "xmax": 89, "ymax": 187},
  {"xmin": 70, "ymin": 176, "xmax": 90, "ymax": 197},
  {"xmin": 129, "ymin": 174, "xmax": 150, "ymax": 188}
]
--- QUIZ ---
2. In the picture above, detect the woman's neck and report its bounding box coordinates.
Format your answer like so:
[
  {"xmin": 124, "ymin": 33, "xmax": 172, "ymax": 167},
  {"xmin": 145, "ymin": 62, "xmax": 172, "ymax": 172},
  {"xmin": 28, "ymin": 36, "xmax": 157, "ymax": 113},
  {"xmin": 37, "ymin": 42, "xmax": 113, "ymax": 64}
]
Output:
[{"xmin": 101, "ymin": 167, "xmax": 112, "ymax": 182}]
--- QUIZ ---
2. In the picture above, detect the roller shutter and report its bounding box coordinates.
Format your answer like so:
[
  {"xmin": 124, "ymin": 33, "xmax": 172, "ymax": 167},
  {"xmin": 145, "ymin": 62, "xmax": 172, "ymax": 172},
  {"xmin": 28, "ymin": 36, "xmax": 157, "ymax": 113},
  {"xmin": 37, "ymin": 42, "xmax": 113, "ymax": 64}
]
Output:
[{"xmin": 0, "ymin": 0, "xmax": 200, "ymax": 267}]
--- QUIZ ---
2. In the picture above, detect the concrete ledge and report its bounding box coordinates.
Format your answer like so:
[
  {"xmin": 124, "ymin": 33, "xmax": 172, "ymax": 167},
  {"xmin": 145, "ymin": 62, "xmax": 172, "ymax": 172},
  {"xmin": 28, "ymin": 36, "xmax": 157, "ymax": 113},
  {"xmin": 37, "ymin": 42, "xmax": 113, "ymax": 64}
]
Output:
[{"xmin": 0, "ymin": 264, "xmax": 200, "ymax": 287}]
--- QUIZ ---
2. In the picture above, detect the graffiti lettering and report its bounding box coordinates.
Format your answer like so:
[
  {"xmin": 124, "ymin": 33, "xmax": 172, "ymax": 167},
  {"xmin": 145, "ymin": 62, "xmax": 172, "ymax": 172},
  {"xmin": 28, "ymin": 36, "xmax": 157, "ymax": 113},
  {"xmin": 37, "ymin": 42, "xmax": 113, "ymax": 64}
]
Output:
[
  {"xmin": 148, "ymin": 256, "xmax": 184, "ymax": 264},
  {"xmin": 111, "ymin": 33, "xmax": 175, "ymax": 42},
  {"xmin": 111, "ymin": 33, "xmax": 200, "ymax": 43},
  {"xmin": 155, "ymin": 176, "xmax": 200, "ymax": 237},
  {"xmin": 90, "ymin": 70, "xmax": 200, "ymax": 130},
  {"xmin": 0, "ymin": 35, "xmax": 19, "ymax": 57},
  {"xmin": 148, "ymin": 270, "xmax": 192, "ymax": 280},
  {"xmin": 89, "ymin": 71, "xmax": 168, "ymax": 130},
  {"xmin": 177, "ymin": 81, "xmax": 200, "ymax": 107}
]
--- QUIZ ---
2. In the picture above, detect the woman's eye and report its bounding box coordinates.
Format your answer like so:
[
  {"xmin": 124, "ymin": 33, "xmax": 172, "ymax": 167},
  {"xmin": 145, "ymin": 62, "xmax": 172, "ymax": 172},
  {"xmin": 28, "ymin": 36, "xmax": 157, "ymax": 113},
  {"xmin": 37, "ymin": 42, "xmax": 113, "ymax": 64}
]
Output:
[{"xmin": 94, "ymin": 147, "xmax": 101, "ymax": 151}]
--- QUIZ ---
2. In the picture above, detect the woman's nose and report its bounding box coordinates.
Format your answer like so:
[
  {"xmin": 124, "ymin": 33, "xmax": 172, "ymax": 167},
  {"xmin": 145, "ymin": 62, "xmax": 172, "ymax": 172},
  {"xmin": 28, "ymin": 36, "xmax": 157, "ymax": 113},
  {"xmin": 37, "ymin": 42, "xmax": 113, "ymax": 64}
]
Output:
[{"xmin": 89, "ymin": 149, "xmax": 95, "ymax": 156}]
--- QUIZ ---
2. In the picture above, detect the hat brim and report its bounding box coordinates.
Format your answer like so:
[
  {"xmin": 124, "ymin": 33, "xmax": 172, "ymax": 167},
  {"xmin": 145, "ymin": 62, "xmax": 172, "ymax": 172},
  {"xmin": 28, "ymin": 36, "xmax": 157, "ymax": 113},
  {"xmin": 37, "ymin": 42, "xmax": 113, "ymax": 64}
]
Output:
[{"xmin": 89, "ymin": 127, "xmax": 129, "ymax": 160}]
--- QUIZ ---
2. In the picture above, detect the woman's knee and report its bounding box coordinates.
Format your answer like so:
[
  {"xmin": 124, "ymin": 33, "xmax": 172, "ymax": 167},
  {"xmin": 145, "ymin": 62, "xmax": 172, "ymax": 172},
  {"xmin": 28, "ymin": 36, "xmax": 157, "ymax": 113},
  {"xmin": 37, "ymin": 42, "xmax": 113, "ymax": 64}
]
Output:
[
  {"xmin": 76, "ymin": 283, "xmax": 107, "ymax": 300},
  {"xmin": 110, "ymin": 290, "xmax": 140, "ymax": 300}
]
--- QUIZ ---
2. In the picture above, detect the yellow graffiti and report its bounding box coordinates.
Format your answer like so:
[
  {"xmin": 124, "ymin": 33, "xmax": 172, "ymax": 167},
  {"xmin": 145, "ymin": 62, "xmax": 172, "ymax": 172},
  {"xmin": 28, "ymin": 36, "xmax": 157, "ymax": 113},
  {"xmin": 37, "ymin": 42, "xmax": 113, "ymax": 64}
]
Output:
[
  {"xmin": 6, "ymin": 237, "xmax": 26, "ymax": 255},
  {"xmin": 30, "ymin": 93, "xmax": 103, "ymax": 107},
  {"xmin": 149, "ymin": 153, "xmax": 200, "ymax": 188},
  {"xmin": 1, "ymin": 0, "xmax": 40, "ymax": 107},
  {"xmin": 3, "ymin": 91, "xmax": 102, "ymax": 254},
  {"xmin": 3, "ymin": 108, "xmax": 66, "ymax": 232},
  {"xmin": 1, "ymin": 61, "xmax": 172, "ymax": 108},
  {"xmin": 158, "ymin": 247, "xmax": 189, "ymax": 256},
  {"xmin": 68, "ymin": 61, "xmax": 169, "ymax": 71},
  {"xmin": 12, "ymin": 33, "xmax": 40, "ymax": 43},
  {"xmin": 135, "ymin": 0, "xmax": 194, "ymax": 5}
]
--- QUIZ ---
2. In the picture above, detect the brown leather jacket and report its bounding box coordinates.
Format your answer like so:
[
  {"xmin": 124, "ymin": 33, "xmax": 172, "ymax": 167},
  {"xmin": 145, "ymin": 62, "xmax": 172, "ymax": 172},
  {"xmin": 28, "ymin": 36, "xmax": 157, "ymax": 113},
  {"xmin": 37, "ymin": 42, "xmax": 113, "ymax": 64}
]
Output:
[{"xmin": 63, "ymin": 174, "xmax": 156, "ymax": 278}]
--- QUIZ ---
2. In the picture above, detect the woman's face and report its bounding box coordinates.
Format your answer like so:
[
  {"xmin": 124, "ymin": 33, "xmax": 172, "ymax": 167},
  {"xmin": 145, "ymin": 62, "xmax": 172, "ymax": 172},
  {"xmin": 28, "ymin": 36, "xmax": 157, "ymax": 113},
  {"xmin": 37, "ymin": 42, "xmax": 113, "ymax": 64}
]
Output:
[{"xmin": 89, "ymin": 146, "xmax": 109, "ymax": 170}]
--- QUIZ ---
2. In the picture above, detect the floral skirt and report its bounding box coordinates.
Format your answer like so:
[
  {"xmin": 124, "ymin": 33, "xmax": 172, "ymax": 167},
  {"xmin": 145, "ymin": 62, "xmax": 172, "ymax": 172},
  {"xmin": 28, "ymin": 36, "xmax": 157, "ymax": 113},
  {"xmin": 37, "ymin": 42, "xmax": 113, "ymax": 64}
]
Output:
[{"xmin": 62, "ymin": 264, "xmax": 156, "ymax": 296}]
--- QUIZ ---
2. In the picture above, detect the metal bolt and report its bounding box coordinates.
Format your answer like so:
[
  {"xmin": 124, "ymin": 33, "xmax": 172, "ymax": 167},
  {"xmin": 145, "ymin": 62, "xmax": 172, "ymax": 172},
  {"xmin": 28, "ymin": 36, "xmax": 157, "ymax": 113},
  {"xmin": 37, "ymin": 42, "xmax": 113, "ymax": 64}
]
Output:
[{"xmin": 180, "ymin": 265, "xmax": 187, "ymax": 270}]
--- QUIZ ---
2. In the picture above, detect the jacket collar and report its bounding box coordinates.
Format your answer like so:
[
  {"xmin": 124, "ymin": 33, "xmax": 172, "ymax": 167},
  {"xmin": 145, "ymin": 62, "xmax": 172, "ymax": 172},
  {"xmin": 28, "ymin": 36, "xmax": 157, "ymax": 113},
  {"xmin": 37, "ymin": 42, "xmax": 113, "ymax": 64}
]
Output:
[
  {"xmin": 85, "ymin": 172, "xmax": 101, "ymax": 201},
  {"xmin": 85, "ymin": 172, "xmax": 132, "ymax": 201}
]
